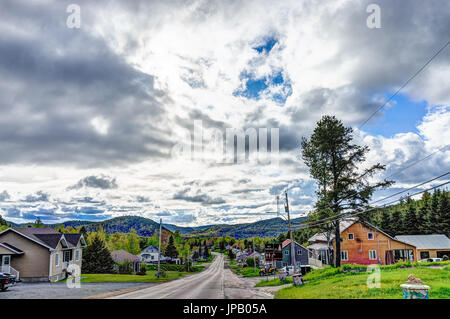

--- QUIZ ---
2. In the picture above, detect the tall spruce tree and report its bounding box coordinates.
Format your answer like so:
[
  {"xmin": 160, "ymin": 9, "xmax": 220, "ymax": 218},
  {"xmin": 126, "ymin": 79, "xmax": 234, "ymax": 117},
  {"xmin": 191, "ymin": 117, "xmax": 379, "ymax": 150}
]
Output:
[
  {"xmin": 82, "ymin": 235, "xmax": 115, "ymax": 273},
  {"xmin": 301, "ymin": 115, "xmax": 393, "ymax": 267},
  {"xmin": 404, "ymin": 200, "xmax": 419, "ymax": 234},
  {"xmin": 438, "ymin": 191, "xmax": 450, "ymax": 236},
  {"xmin": 164, "ymin": 235, "xmax": 178, "ymax": 258}
]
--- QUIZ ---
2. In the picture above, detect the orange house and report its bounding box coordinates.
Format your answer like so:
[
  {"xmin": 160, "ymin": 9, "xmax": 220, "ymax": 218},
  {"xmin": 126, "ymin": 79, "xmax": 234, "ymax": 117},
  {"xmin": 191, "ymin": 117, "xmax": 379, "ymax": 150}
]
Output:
[{"xmin": 334, "ymin": 220, "xmax": 416, "ymax": 265}]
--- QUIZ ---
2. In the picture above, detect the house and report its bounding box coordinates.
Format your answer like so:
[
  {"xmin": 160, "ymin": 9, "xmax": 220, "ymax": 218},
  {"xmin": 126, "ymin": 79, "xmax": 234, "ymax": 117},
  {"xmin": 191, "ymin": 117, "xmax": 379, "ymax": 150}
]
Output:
[
  {"xmin": 264, "ymin": 243, "xmax": 283, "ymax": 268},
  {"xmin": 281, "ymin": 239, "xmax": 310, "ymax": 267},
  {"xmin": 140, "ymin": 245, "xmax": 159, "ymax": 263},
  {"xmin": 139, "ymin": 245, "xmax": 181, "ymax": 265},
  {"xmin": 111, "ymin": 249, "xmax": 141, "ymax": 274},
  {"xmin": 394, "ymin": 235, "xmax": 450, "ymax": 261},
  {"xmin": 309, "ymin": 219, "xmax": 418, "ymax": 266},
  {"xmin": 0, "ymin": 227, "xmax": 86, "ymax": 282}
]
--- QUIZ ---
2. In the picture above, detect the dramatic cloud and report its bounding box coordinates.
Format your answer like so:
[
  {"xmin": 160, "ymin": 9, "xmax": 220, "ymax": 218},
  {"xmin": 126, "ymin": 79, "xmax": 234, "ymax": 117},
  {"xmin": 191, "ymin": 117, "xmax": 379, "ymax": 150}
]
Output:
[{"xmin": 0, "ymin": 0, "xmax": 448, "ymax": 225}]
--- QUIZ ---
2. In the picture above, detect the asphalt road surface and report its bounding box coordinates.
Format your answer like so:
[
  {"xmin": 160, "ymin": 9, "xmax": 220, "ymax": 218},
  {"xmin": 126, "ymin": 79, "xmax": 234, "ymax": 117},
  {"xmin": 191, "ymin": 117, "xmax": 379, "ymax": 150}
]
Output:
[{"xmin": 110, "ymin": 254, "xmax": 271, "ymax": 299}]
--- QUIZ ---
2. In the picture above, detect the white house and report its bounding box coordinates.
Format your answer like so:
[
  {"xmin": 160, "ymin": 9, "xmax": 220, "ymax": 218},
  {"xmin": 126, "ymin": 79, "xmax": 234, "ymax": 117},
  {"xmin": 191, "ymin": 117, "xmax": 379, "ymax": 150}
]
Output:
[{"xmin": 140, "ymin": 245, "xmax": 159, "ymax": 263}]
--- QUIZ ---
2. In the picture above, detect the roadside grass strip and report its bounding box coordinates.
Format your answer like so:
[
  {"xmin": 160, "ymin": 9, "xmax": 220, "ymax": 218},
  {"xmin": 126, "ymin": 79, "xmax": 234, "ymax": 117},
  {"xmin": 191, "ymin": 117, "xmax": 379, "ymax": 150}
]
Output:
[{"xmin": 275, "ymin": 263, "xmax": 450, "ymax": 299}]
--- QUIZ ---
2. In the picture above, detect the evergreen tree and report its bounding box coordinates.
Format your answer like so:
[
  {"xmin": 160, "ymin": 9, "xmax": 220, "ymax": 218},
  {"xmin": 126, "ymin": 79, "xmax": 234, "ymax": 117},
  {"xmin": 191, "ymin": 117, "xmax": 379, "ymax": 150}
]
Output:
[
  {"xmin": 438, "ymin": 191, "xmax": 450, "ymax": 236},
  {"xmin": 404, "ymin": 200, "xmax": 419, "ymax": 234},
  {"xmin": 390, "ymin": 210, "xmax": 404, "ymax": 235},
  {"xmin": 82, "ymin": 235, "xmax": 115, "ymax": 273},
  {"xmin": 416, "ymin": 203, "xmax": 428, "ymax": 234},
  {"xmin": 301, "ymin": 116, "xmax": 392, "ymax": 267},
  {"xmin": 427, "ymin": 190, "xmax": 441, "ymax": 233},
  {"xmin": 164, "ymin": 235, "xmax": 178, "ymax": 258}
]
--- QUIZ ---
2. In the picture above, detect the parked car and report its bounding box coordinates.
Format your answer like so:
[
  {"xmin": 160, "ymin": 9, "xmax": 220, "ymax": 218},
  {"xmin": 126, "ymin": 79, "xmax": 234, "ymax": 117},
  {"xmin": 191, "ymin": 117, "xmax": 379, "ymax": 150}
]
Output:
[
  {"xmin": 420, "ymin": 258, "xmax": 443, "ymax": 263},
  {"xmin": 0, "ymin": 273, "xmax": 16, "ymax": 291}
]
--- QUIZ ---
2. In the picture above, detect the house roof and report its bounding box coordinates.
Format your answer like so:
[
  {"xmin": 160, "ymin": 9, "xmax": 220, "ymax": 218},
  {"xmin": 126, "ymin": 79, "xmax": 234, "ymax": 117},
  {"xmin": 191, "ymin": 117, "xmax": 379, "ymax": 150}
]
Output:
[
  {"xmin": 308, "ymin": 219, "xmax": 357, "ymax": 243},
  {"xmin": 12, "ymin": 227, "xmax": 63, "ymax": 249},
  {"xmin": 64, "ymin": 234, "xmax": 85, "ymax": 248},
  {"xmin": 110, "ymin": 250, "xmax": 140, "ymax": 263},
  {"xmin": 394, "ymin": 235, "xmax": 450, "ymax": 250},
  {"xmin": 282, "ymin": 239, "xmax": 311, "ymax": 252},
  {"xmin": 0, "ymin": 227, "xmax": 84, "ymax": 250},
  {"xmin": 141, "ymin": 245, "xmax": 159, "ymax": 253},
  {"xmin": 0, "ymin": 242, "xmax": 24, "ymax": 254}
]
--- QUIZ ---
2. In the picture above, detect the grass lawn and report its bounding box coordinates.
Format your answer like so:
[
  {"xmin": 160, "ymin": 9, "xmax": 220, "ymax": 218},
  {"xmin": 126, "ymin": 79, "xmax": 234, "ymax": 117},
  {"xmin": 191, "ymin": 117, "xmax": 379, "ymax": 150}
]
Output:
[
  {"xmin": 230, "ymin": 264, "xmax": 261, "ymax": 277},
  {"xmin": 79, "ymin": 270, "xmax": 191, "ymax": 283},
  {"xmin": 255, "ymin": 278, "xmax": 293, "ymax": 287},
  {"xmin": 275, "ymin": 265, "xmax": 450, "ymax": 299}
]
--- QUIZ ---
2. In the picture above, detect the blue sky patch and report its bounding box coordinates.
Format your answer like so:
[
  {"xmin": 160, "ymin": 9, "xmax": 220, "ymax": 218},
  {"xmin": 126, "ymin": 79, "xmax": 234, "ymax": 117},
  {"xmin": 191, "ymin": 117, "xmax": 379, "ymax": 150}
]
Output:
[
  {"xmin": 234, "ymin": 70, "xmax": 292, "ymax": 104},
  {"xmin": 254, "ymin": 37, "xmax": 277, "ymax": 54},
  {"xmin": 363, "ymin": 93, "xmax": 427, "ymax": 137}
]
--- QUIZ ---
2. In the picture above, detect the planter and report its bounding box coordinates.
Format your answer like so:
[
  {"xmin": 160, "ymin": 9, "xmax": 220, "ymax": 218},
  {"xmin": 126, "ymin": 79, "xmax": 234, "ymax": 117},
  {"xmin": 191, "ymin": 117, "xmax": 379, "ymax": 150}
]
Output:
[{"xmin": 400, "ymin": 284, "xmax": 430, "ymax": 299}]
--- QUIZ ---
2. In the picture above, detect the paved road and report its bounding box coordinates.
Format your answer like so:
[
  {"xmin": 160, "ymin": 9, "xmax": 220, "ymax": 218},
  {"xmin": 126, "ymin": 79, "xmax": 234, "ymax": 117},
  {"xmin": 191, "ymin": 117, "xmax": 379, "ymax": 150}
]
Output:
[
  {"xmin": 0, "ymin": 282, "xmax": 154, "ymax": 299},
  {"xmin": 111, "ymin": 254, "xmax": 271, "ymax": 299}
]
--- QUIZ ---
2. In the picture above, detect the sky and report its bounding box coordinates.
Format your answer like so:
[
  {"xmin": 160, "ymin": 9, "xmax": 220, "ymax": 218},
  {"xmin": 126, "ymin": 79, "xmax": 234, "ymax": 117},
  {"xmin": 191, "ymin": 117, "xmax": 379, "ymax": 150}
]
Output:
[{"xmin": 0, "ymin": 0, "xmax": 449, "ymax": 227}]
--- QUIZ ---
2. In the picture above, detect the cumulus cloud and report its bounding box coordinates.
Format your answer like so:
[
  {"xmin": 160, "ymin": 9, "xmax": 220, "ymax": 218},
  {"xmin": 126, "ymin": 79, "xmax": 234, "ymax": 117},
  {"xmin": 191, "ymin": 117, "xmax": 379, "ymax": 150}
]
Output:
[
  {"xmin": 0, "ymin": 191, "xmax": 10, "ymax": 202},
  {"xmin": 68, "ymin": 175, "xmax": 118, "ymax": 190},
  {"xmin": 24, "ymin": 191, "xmax": 50, "ymax": 203}
]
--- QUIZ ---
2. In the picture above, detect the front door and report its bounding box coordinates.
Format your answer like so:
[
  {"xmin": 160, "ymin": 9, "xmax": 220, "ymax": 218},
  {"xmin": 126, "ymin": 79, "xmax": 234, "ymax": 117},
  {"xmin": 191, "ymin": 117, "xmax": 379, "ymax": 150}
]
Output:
[{"xmin": 1, "ymin": 255, "xmax": 11, "ymax": 273}]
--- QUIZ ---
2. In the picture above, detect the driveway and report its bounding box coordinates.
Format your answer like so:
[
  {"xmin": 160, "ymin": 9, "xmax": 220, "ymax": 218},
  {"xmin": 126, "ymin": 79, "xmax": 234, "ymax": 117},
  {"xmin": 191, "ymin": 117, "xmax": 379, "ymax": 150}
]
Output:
[{"xmin": 0, "ymin": 282, "xmax": 155, "ymax": 299}]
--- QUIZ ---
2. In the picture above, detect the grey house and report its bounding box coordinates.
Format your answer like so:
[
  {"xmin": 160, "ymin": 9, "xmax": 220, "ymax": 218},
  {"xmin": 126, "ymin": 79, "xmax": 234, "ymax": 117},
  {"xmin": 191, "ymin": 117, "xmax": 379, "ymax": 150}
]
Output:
[{"xmin": 282, "ymin": 239, "xmax": 309, "ymax": 266}]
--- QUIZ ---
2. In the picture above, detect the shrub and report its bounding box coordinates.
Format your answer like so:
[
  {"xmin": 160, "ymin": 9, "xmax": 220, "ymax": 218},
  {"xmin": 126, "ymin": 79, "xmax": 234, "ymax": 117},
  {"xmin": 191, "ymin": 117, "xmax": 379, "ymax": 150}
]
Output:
[{"xmin": 246, "ymin": 257, "xmax": 260, "ymax": 267}]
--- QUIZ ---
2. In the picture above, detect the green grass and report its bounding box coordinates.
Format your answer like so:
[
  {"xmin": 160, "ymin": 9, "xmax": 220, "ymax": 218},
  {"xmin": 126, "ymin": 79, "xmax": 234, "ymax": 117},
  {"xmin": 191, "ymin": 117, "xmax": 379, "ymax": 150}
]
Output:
[
  {"xmin": 230, "ymin": 264, "xmax": 261, "ymax": 277},
  {"xmin": 78, "ymin": 270, "xmax": 191, "ymax": 283},
  {"xmin": 256, "ymin": 278, "xmax": 293, "ymax": 287},
  {"xmin": 275, "ymin": 264, "xmax": 450, "ymax": 299}
]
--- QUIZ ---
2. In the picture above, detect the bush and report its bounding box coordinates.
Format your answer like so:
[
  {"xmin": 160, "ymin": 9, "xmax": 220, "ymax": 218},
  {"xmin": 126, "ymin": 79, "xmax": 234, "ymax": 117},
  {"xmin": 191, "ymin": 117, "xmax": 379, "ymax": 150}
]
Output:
[
  {"xmin": 136, "ymin": 264, "xmax": 147, "ymax": 275},
  {"xmin": 246, "ymin": 257, "xmax": 260, "ymax": 267},
  {"xmin": 117, "ymin": 261, "xmax": 134, "ymax": 274},
  {"xmin": 159, "ymin": 269, "xmax": 167, "ymax": 278}
]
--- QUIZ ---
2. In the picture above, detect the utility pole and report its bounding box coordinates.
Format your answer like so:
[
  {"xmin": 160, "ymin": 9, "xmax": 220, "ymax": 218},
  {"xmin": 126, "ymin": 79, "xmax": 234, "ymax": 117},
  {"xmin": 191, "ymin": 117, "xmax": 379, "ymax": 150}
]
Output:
[
  {"xmin": 157, "ymin": 218, "xmax": 162, "ymax": 278},
  {"xmin": 285, "ymin": 191, "xmax": 297, "ymax": 274}
]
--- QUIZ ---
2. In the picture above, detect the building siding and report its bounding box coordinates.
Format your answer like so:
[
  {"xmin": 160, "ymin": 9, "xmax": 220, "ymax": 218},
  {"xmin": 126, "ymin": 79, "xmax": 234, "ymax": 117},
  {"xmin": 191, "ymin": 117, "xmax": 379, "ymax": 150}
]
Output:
[
  {"xmin": 0, "ymin": 230, "xmax": 50, "ymax": 280},
  {"xmin": 333, "ymin": 223, "xmax": 416, "ymax": 265}
]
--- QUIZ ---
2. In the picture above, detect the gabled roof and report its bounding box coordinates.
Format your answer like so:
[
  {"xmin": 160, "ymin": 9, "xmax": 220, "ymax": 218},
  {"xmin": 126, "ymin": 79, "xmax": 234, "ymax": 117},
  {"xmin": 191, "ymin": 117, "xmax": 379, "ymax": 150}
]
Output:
[
  {"xmin": 0, "ymin": 242, "xmax": 24, "ymax": 254},
  {"xmin": 282, "ymin": 239, "xmax": 311, "ymax": 251},
  {"xmin": 0, "ymin": 227, "xmax": 84, "ymax": 251},
  {"xmin": 141, "ymin": 245, "xmax": 159, "ymax": 253},
  {"xmin": 64, "ymin": 233, "xmax": 86, "ymax": 248},
  {"xmin": 308, "ymin": 219, "xmax": 357, "ymax": 242},
  {"xmin": 308, "ymin": 218, "xmax": 400, "ymax": 243},
  {"xmin": 394, "ymin": 235, "xmax": 450, "ymax": 250},
  {"xmin": 111, "ymin": 250, "xmax": 140, "ymax": 263}
]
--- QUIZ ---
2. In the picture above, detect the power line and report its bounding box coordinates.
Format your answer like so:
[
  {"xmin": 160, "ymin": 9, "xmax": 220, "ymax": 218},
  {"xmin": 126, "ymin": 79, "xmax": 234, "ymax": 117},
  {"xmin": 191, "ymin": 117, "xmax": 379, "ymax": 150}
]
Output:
[
  {"xmin": 384, "ymin": 145, "xmax": 449, "ymax": 180},
  {"xmin": 290, "ymin": 172, "xmax": 450, "ymax": 230},
  {"xmin": 293, "ymin": 180, "xmax": 450, "ymax": 231},
  {"xmin": 359, "ymin": 41, "xmax": 450, "ymax": 129}
]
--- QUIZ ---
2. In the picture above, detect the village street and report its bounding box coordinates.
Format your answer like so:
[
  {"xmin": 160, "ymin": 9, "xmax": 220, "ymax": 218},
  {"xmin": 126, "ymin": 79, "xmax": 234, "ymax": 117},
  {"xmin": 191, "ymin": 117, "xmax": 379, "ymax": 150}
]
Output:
[{"xmin": 109, "ymin": 254, "xmax": 273, "ymax": 299}]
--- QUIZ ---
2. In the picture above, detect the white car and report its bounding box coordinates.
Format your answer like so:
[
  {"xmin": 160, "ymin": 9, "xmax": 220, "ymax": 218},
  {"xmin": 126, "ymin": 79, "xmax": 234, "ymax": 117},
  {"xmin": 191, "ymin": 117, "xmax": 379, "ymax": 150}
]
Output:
[{"xmin": 420, "ymin": 258, "xmax": 443, "ymax": 262}]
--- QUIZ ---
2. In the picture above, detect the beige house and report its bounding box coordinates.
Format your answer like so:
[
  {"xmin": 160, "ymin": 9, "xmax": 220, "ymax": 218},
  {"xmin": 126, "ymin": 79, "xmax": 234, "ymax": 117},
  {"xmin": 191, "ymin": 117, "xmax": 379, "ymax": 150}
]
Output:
[{"xmin": 0, "ymin": 227, "xmax": 86, "ymax": 282}]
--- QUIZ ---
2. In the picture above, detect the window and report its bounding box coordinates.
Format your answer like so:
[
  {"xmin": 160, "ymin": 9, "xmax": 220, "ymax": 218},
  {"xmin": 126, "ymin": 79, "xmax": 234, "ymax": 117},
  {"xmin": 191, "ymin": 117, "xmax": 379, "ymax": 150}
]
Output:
[
  {"xmin": 284, "ymin": 250, "xmax": 289, "ymax": 255},
  {"xmin": 63, "ymin": 250, "xmax": 72, "ymax": 262},
  {"xmin": 75, "ymin": 250, "xmax": 80, "ymax": 261},
  {"xmin": 341, "ymin": 251, "xmax": 348, "ymax": 261},
  {"xmin": 297, "ymin": 250, "xmax": 302, "ymax": 255},
  {"xmin": 55, "ymin": 253, "xmax": 60, "ymax": 267},
  {"xmin": 348, "ymin": 233, "xmax": 354, "ymax": 240},
  {"xmin": 420, "ymin": 251, "xmax": 430, "ymax": 260},
  {"xmin": 367, "ymin": 232, "xmax": 374, "ymax": 240},
  {"xmin": 369, "ymin": 250, "xmax": 377, "ymax": 260}
]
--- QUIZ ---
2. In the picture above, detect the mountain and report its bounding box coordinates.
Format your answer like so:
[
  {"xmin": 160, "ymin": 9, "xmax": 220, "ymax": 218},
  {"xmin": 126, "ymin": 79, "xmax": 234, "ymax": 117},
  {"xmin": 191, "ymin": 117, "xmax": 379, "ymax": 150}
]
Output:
[
  {"xmin": 7, "ymin": 215, "xmax": 307, "ymax": 239},
  {"xmin": 184, "ymin": 216, "xmax": 308, "ymax": 239}
]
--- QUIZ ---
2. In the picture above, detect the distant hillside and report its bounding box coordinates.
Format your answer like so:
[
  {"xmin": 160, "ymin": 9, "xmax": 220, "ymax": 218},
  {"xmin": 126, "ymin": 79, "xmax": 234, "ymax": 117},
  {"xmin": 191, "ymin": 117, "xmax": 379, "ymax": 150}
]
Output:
[
  {"xmin": 7, "ymin": 215, "xmax": 307, "ymax": 239},
  {"xmin": 185, "ymin": 217, "xmax": 307, "ymax": 239}
]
